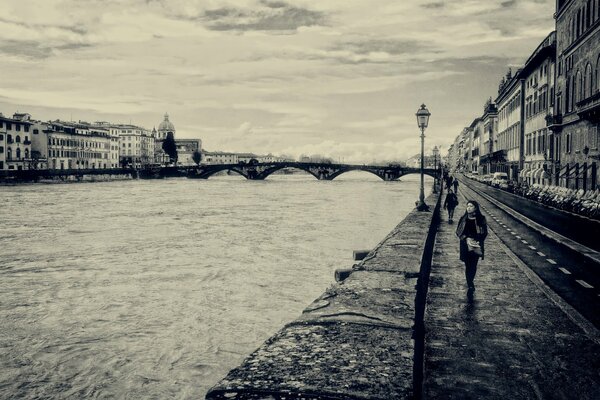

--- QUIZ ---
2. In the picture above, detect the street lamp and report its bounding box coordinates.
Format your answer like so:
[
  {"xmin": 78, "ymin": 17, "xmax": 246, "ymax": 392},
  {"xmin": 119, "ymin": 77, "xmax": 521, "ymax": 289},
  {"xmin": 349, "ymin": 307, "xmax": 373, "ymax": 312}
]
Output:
[
  {"xmin": 416, "ymin": 104, "xmax": 431, "ymax": 211},
  {"xmin": 432, "ymin": 145, "xmax": 439, "ymax": 193}
]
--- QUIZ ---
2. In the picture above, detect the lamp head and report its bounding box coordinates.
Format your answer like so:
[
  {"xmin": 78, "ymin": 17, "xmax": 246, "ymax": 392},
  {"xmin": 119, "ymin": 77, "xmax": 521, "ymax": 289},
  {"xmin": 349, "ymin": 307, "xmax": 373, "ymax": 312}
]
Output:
[{"xmin": 416, "ymin": 104, "xmax": 431, "ymax": 129}]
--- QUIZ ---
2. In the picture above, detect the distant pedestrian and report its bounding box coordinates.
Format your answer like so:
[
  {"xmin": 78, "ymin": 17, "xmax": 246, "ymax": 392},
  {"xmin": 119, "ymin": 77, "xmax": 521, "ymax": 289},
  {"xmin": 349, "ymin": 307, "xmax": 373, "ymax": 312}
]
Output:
[
  {"xmin": 445, "ymin": 176, "xmax": 452, "ymax": 189},
  {"xmin": 456, "ymin": 200, "xmax": 488, "ymax": 292},
  {"xmin": 452, "ymin": 178, "xmax": 459, "ymax": 193},
  {"xmin": 443, "ymin": 188, "xmax": 459, "ymax": 223}
]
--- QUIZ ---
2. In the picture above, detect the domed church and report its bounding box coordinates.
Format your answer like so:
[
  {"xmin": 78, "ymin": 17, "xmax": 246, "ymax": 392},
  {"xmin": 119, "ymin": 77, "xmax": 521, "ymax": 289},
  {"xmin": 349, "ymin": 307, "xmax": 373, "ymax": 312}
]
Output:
[
  {"xmin": 157, "ymin": 113, "xmax": 175, "ymax": 140},
  {"xmin": 154, "ymin": 112, "xmax": 202, "ymax": 166}
]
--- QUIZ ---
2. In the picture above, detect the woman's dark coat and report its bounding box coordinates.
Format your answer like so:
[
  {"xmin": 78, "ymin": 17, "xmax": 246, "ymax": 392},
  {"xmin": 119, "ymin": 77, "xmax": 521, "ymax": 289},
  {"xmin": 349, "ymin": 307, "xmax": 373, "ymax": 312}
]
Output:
[
  {"xmin": 443, "ymin": 193, "xmax": 458, "ymax": 210},
  {"xmin": 456, "ymin": 213, "xmax": 488, "ymax": 261}
]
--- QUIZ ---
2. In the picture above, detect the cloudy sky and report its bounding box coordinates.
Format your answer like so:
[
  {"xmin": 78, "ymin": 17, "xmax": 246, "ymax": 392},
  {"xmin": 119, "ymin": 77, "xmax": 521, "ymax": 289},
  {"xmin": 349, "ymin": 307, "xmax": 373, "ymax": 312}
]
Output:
[{"xmin": 0, "ymin": 0, "xmax": 554, "ymax": 162}]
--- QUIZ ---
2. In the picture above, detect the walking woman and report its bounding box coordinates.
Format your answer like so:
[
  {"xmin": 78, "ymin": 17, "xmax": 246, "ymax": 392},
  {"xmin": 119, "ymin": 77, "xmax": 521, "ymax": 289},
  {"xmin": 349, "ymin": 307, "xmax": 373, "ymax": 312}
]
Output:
[
  {"xmin": 443, "ymin": 188, "xmax": 459, "ymax": 223},
  {"xmin": 456, "ymin": 200, "xmax": 488, "ymax": 291}
]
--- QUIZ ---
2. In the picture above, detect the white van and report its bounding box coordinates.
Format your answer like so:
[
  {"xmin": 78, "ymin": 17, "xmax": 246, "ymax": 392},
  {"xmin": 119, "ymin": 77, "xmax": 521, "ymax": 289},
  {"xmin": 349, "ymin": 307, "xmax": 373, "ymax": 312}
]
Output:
[{"xmin": 491, "ymin": 172, "xmax": 508, "ymax": 188}]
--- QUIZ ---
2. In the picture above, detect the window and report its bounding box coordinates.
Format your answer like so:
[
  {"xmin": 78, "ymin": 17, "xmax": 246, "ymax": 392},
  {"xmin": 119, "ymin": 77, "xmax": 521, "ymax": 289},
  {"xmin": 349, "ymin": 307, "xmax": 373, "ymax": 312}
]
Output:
[
  {"xmin": 15, "ymin": 124, "xmax": 20, "ymax": 132},
  {"xmin": 24, "ymin": 125, "xmax": 29, "ymax": 132},
  {"xmin": 33, "ymin": 129, "xmax": 39, "ymax": 134},
  {"xmin": 0, "ymin": 134, "xmax": 3, "ymax": 140},
  {"xmin": 586, "ymin": 63, "xmax": 593, "ymax": 98},
  {"xmin": 0, "ymin": 146, "xmax": 3, "ymax": 153}
]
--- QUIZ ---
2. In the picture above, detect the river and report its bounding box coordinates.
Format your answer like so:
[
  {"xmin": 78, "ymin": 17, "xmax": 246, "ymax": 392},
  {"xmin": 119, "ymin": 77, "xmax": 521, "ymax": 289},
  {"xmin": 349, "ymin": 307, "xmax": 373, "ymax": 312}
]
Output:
[{"xmin": 0, "ymin": 172, "xmax": 430, "ymax": 399}]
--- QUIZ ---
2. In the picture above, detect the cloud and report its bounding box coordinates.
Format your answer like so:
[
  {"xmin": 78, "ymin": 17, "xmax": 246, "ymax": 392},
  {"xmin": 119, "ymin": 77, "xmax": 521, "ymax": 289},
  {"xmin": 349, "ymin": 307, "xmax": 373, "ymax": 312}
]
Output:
[
  {"xmin": 236, "ymin": 121, "xmax": 254, "ymax": 135},
  {"xmin": 0, "ymin": 40, "xmax": 92, "ymax": 59},
  {"xmin": 0, "ymin": 0, "xmax": 557, "ymax": 162},
  {"xmin": 421, "ymin": 2, "xmax": 445, "ymax": 9},
  {"xmin": 164, "ymin": 1, "xmax": 329, "ymax": 32},
  {"xmin": 201, "ymin": 2, "xmax": 327, "ymax": 31}
]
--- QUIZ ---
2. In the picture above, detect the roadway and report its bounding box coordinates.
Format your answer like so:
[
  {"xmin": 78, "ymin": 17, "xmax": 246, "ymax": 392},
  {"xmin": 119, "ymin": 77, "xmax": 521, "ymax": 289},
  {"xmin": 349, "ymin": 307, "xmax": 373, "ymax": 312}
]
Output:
[{"xmin": 457, "ymin": 176, "xmax": 600, "ymax": 329}]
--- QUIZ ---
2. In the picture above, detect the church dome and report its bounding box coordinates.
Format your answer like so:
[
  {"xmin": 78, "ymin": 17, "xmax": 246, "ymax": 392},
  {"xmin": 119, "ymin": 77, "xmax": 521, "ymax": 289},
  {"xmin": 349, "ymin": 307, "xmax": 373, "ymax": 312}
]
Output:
[{"xmin": 158, "ymin": 113, "xmax": 175, "ymax": 133}]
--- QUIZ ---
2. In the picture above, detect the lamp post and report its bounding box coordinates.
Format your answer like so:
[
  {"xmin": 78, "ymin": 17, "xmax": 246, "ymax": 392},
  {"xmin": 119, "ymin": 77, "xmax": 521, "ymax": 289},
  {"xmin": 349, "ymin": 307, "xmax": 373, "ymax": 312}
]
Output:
[
  {"xmin": 432, "ymin": 145, "xmax": 439, "ymax": 193},
  {"xmin": 416, "ymin": 104, "xmax": 431, "ymax": 211}
]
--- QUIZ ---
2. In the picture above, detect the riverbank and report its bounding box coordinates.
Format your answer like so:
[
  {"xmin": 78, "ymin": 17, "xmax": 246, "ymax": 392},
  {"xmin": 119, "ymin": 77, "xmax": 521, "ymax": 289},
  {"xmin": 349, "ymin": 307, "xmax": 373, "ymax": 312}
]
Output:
[{"xmin": 206, "ymin": 191, "xmax": 442, "ymax": 399}]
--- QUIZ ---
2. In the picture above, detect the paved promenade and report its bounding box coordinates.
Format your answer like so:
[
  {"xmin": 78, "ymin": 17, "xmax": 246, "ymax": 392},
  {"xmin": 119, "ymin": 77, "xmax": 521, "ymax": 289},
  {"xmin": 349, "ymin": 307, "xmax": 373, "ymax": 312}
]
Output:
[{"xmin": 424, "ymin": 196, "xmax": 600, "ymax": 399}]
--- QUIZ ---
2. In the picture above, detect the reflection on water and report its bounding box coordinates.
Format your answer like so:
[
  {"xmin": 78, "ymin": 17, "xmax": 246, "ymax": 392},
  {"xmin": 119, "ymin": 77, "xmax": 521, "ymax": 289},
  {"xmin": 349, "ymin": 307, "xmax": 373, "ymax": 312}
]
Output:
[{"xmin": 0, "ymin": 173, "xmax": 429, "ymax": 398}]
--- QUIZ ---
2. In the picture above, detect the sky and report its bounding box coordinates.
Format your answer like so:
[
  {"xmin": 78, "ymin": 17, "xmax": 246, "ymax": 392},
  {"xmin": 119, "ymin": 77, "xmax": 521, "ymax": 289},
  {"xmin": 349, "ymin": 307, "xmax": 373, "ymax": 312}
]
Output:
[{"xmin": 0, "ymin": 0, "xmax": 555, "ymax": 163}]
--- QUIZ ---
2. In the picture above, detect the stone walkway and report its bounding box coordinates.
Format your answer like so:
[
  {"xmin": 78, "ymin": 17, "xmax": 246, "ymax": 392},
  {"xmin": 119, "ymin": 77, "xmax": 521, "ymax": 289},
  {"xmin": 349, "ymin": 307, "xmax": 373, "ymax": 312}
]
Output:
[{"xmin": 424, "ymin": 202, "xmax": 600, "ymax": 399}]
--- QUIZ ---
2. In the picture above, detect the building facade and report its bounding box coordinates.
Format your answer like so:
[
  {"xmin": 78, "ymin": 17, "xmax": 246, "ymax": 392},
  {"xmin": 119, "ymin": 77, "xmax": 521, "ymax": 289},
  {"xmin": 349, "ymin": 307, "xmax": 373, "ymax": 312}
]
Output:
[
  {"xmin": 0, "ymin": 113, "xmax": 33, "ymax": 171},
  {"xmin": 108, "ymin": 124, "xmax": 155, "ymax": 167},
  {"xmin": 204, "ymin": 151, "xmax": 239, "ymax": 164},
  {"xmin": 522, "ymin": 32, "xmax": 557, "ymax": 185},
  {"xmin": 479, "ymin": 100, "xmax": 500, "ymax": 175},
  {"xmin": 554, "ymin": 0, "xmax": 600, "ymax": 189},
  {"xmin": 495, "ymin": 69, "xmax": 524, "ymax": 180},
  {"xmin": 471, "ymin": 118, "xmax": 482, "ymax": 173},
  {"xmin": 175, "ymin": 139, "xmax": 202, "ymax": 166},
  {"xmin": 42, "ymin": 121, "xmax": 117, "ymax": 170}
]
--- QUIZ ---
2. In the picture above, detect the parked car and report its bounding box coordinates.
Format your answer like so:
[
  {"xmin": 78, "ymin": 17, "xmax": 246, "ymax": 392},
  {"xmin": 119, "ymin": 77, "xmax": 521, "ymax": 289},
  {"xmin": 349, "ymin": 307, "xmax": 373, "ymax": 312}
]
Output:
[{"xmin": 491, "ymin": 172, "xmax": 509, "ymax": 188}]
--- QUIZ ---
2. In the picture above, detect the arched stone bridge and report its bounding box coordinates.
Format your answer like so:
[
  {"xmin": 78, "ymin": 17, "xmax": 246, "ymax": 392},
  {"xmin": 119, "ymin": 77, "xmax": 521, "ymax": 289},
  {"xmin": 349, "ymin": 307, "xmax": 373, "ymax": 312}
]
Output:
[{"xmin": 186, "ymin": 162, "xmax": 440, "ymax": 181}]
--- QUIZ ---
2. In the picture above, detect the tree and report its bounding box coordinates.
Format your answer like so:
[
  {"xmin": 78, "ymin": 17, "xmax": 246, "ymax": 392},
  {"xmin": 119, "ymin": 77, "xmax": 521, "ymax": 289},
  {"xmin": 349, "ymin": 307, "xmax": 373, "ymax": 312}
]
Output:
[
  {"xmin": 162, "ymin": 132, "xmax": 178, "ymax": 164},
  {"xmin": 192, "ymin": 150, "xmax": 202, "ymax": 166}
]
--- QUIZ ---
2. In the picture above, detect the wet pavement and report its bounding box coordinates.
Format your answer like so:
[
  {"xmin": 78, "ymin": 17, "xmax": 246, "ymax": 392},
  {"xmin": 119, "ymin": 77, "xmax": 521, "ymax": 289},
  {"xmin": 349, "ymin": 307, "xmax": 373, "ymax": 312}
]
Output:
[{"xmin": 424, "ymin": 196, "xmax": 600, "ymax": 399}]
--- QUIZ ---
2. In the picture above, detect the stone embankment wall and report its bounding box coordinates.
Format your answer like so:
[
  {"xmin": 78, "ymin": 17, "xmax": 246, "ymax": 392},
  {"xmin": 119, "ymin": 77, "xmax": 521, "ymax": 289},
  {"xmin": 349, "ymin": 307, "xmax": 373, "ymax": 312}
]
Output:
[
  {"xmin": 206, "ymin": 192, "xmax": 442, "ymax": 400},
  {"xmin": 0, "ymin": 170, "xmax": 135, "ymax": 184}
]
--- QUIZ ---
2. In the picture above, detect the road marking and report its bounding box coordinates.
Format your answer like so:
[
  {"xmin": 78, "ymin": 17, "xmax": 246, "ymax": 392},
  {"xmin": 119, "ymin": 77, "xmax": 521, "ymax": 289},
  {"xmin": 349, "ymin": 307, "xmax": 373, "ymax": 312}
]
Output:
[
  {"xmin": 559, "ymin": 267, "xmax": 571, "ymax": 275},
  {"xmin": 510, "ymin": 232, "xmax": 516, "ymax": 235},
  {"xmin": 521, "ymin": 240, "xmax": 528, "ymax": 244},
  {"xmin": 529, "ymin": 245, "xmax": 537, "ymax": 250},
  {"xmin": 576, "ymin": 280, "xmax": 594, "ymax": 289},
  {"xmin": 547, "ymin": 259, "xmax": 557, "ymax": 264},
  {"xmin": 537, "ymin": 251, "xmax": 546, "ymax": 257},
  {"xmin": 516, "ymin": 235, "xmax": 522, "ymax": 239}
]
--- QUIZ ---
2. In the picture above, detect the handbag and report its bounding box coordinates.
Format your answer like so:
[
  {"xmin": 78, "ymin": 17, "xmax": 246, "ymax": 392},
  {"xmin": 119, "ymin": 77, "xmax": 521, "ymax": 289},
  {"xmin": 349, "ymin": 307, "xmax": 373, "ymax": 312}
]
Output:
[{"xmin": 466, "ymin": 238, "xmax": 482, "ymax": 256}]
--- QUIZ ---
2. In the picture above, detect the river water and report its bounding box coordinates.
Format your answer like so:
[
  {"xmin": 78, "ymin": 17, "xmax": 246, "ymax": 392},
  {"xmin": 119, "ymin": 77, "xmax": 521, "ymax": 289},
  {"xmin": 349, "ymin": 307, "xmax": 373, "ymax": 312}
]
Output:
[{"xmin": 0, "ymin": 172, "xmax": 429, "ymax": 399}]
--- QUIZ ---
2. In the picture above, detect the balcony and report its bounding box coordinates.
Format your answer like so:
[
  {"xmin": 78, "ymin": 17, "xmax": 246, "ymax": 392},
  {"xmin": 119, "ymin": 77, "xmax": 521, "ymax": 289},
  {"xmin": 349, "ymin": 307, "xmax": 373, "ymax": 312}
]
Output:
[
  {"xmin": 576, "ymin": 91, "xmax": 600, "ymax": 122},
  {"xmin": 545, "ymin": 113, "xmax": 562, "ymax": 130},
  {"xmin": 23, "ymin": 140, "xmax": 31, "ymax": 145}
]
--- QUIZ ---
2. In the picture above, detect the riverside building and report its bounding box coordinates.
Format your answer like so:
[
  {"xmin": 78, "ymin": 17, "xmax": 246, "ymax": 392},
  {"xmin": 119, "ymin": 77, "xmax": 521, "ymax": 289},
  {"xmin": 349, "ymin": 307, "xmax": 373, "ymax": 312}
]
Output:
[
  {"xmin": 522, "ymin": 32, "xmax": 557, "ymax": 186},
  {"xmin": 470, "ymin": 118, "xmax": 482, "ymax": 173},
  {"xmin": 554, "ymin": 0, "xmax": 600, "ymax": 190},
  {"xmin": 0, "ymin": 113, "xmax": 33, "ymax": 171},
  {"xmin": 495, "ymin": 69, "xmax": 524, "ymax": 181},
  {"xmin": 478, "ymin": 100, "xmax": 499, "ymax": 175},
  {"xmin": 41, "ymin": 121, "xmax": 118, "ymax": 170},
  {"xmin": 106, "ymin": 124, "xmax": 155, "ymax": 168}
]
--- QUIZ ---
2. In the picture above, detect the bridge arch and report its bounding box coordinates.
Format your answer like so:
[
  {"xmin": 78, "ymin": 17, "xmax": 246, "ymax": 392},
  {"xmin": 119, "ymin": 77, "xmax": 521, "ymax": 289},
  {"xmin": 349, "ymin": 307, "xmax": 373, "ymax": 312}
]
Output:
[
  {"xmin": 188, "ymin": 165, "xmax": 249, "ymax": 179},
  {"xmin": 325, "ymin": 167, "xmax": 386, "ymax": 181},
  {"xmin": 256, "ymin": 164, "xmax": 321, "ymax": 180},
  {"xmin": 397, "ymin": 171, "xmax": 438, "ymax": 179}
]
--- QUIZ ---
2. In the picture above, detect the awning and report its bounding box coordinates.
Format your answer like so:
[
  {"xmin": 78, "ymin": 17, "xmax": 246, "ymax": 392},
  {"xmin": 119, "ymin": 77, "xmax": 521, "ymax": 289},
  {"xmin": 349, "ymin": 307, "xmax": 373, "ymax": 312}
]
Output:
[
  {"xmin": 520, "ymin": 166, "xmax": 531, "ymax": 178},
  {"xmin": 532, "ymin": 168, "xmax": 542, "ymax": 179},
  {"xmin": 533, "ymin": 168, "xmax": 550, "ymax": 179}
]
